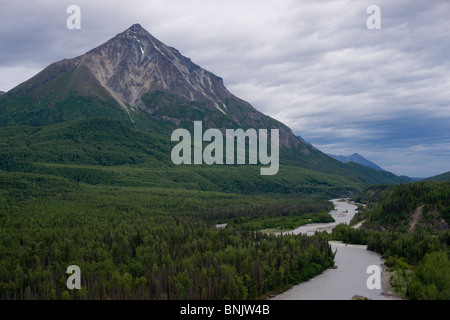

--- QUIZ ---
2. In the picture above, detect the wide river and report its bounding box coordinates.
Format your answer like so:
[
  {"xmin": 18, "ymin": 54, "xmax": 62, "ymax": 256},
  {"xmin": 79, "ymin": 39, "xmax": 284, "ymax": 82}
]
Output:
[{"xmin": 272, "ymin": 199, "xmax": 400, "ymax": 300}]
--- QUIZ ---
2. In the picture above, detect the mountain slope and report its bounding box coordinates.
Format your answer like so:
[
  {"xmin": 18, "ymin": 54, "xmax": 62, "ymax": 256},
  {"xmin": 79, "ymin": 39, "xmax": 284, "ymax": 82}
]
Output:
[
  {"xmin": 0, "ymin": 118, "xmax": 400, "ymax": 196},
  {"xmin": 426, "ymin": 171, "xmax": 450, "ymax": 182},
  {"xmin": 0, "ymin": 63, "xmax": 136, "ymax": 127},
  {"xmin": 361, "ymin": 181, "xmax": 450, "ymax": 232}
]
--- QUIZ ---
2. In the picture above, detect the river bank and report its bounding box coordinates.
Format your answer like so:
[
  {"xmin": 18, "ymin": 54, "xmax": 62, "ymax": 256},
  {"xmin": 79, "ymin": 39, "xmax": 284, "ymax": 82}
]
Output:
[{"xmin": 272, "ymin": 199, "xmax": 402, "ymax": 300}]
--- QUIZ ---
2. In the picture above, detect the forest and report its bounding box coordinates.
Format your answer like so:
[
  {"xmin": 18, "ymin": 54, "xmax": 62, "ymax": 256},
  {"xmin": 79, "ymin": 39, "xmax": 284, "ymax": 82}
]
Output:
[{"xmin": 0, "ymin": 170, "xmax": 334, "ymax": 300}]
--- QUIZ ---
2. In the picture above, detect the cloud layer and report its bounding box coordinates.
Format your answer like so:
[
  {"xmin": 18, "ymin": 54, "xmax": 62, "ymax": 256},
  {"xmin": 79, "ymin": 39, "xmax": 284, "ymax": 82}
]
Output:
[{"xmin": 1, "ymin": 0, "xmax": 449, "ymax": 177}]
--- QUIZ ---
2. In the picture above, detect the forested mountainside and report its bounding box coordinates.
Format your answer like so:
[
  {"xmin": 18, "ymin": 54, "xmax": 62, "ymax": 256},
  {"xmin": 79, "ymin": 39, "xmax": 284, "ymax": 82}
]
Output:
[{"xmin": 331, "ymin": 180, "xmax": 450, "ymax": 300}]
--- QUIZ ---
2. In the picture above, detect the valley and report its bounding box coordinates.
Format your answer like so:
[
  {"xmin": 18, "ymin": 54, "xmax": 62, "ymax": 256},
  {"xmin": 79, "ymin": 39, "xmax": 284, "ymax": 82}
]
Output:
[{"xmin": 272, "ymin": 199, "xmax": 399, "ymax": 300}]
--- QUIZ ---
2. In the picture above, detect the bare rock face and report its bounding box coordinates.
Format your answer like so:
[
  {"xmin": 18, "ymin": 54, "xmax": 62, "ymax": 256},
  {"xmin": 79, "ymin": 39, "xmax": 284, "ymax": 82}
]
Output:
[
  {"xmin": 66, "ymin": 24, "xmax": 302, "ymax": 148},
  {"xmin": 75, "ymin": 24, "xmax": 233, "ymax": 112}
]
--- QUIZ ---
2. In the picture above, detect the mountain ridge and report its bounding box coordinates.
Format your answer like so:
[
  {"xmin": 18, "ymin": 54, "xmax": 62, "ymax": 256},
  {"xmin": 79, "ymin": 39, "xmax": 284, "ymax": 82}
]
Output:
[
  {"xmin": 327, "ymin": 153, "xmax": 384, "ymax": 171},
  {"xmin": 425, "ymin": 171, "xmax": 450, "ymax": 182}
]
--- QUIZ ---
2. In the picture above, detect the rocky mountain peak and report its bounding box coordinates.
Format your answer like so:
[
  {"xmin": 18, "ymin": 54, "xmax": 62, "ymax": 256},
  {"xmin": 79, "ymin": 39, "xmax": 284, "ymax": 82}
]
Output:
[
  {"xmin": 128, "ymin": 23, "xmax": 146, "ymax": 33},
  {"xmin": 73, "ymin": 24, "xmax": 232, "ymax": 116}
]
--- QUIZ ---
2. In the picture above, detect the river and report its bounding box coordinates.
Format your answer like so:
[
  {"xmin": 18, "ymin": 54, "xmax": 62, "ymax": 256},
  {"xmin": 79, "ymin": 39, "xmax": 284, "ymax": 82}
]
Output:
[{"xmin": 272, "ymin": 199, "xmax": 401, "ymax": 300}]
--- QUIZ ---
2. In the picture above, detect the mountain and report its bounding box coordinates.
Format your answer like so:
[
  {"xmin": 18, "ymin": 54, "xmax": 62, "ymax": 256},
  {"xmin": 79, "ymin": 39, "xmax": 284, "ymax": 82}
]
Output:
[
  {"xmin": 0, "ymin": 24, "xmax": 405, "ymax": 194},
  {"xmin": 0, "ymin": 91, "xmax": 5, "ymax": 96},
  {"xmin": 327, "ymin": 153, "xmax": 384, "ymax": 171},
  {"xmin": 0, "ymin": 24, "xmax": 299, "ymax": 148}
]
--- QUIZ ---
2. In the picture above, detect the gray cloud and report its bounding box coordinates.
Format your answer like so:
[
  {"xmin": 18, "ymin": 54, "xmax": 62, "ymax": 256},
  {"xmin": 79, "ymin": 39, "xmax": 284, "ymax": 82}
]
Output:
[{"xmin": 0, "ymin": 0, "xmax": 449, "ymax": 177}]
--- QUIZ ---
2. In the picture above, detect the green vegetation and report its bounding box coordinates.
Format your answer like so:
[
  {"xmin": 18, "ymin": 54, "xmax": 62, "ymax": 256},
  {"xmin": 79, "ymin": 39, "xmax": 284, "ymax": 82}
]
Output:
[
  {"xmin": 0, "ymin": 171, "xmax": 334, "ymax": 299},
  {"xmin": 407, "ymin": 251, "xmax": 450, "ymax": 300},
  {"xmin": 0, "ymin": 65, "xmax": 133, "ymax": 127},
  {"xmin": 331, "ymin": 181, "xmax": 450, "ymax": 300},
  {"xmin": 362, "ymin": 181, "xmax": 449, "ymax": 231},
  {"xmin": 351, "ymin": 184, "xmax": 397, "ymax": 209},
  {"xmin": 0, "ymin": 112, "xmax": 445, "ymax": 300},
  {"xmin": 212, "ymin": 200, "xmax": 334, "ymax": 231},
  {"xmin": 0, "ymin": 117, "xmax": 404, "ymax": 195}
]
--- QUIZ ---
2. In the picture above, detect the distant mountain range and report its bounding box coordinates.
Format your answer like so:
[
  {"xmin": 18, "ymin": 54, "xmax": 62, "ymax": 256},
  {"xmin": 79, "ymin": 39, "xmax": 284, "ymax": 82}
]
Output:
[
  {"xmin": 0, "ymin": 91, "xmax": 5, "ymax": 96},
  {"xmin": 296, "ymin": 136, "xmax": 385, "ymax": 171},
  {"xmin": 327, "ymin": 153, "xmax": 384, "ymax": 171}
]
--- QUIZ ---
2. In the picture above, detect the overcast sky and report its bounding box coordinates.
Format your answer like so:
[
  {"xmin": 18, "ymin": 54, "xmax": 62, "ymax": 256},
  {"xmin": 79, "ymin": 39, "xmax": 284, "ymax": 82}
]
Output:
[{"xmin": 1, "ymin": 0, "xmax": 449, "ymax": 177}]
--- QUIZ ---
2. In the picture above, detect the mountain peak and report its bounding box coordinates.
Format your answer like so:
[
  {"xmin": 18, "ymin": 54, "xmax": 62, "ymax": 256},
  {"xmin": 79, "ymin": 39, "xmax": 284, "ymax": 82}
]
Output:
[
  {"xmin": 72, "ymin": 24, "xmax": 242, "ymax": 119},
  {"xmin": 129, "ymin": 23, "xmax": 143, "ymax": 30},
  {"xmin": 123, "ymin": 23, "xmax": 153, "ymax": 39}
]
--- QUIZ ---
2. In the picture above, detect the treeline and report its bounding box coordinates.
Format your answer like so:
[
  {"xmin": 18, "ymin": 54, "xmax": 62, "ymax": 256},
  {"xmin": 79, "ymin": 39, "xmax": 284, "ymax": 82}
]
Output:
[
  {"xmin": 332, "ymin": 180, "xmax": 450, "ymax": 300},
  {"xmin": 208, "ymin": 199, "xmax": 334, "ymax": 230},
  {"xmin": 332, "ymin": 224, "xmax": 449, "ymax": 265}
]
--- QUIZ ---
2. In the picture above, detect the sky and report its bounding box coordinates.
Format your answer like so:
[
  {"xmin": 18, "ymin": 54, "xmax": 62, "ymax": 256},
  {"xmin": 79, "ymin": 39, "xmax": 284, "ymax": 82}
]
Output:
[{"xmin": 0, "ymin": 0, "xmax": 449, "ymax": 178}]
